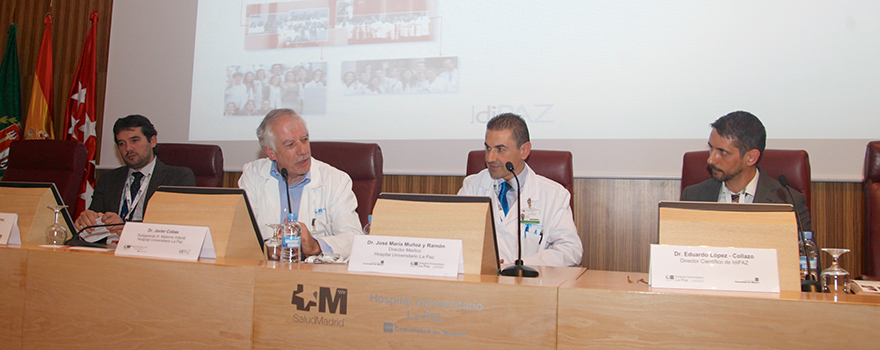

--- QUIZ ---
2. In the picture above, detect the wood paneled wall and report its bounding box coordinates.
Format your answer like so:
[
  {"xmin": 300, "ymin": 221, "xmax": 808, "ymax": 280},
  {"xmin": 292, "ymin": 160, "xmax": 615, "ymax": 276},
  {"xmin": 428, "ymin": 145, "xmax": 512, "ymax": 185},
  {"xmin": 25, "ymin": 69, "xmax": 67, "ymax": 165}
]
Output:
[
  {"xmin": 0, "ymin": 0, "xmax": 113, "ymax": 158},
  {"xmin": 216, "ymin": 171, "xmax": 868, "ymax": 276}
]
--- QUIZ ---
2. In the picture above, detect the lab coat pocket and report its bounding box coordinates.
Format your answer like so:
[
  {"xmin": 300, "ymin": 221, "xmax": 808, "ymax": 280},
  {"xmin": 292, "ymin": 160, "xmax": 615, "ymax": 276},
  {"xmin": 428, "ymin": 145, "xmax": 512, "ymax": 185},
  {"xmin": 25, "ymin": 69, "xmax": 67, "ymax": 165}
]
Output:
[
  {"xmin": 522, "ymin": 223, "xmax": 545, "ymax": 250},
  {"xmin": 310, "ymin": 208, "xmax": 331, "ymax": 237}
]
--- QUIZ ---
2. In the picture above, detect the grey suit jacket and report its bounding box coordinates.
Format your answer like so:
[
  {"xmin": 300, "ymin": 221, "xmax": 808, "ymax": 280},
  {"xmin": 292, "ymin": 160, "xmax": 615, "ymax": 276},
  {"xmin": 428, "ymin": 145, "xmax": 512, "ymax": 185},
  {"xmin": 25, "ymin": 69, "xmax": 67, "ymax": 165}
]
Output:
[
  {"xmin": 681, "ymin": 168, "xmax": 812, "ymax": 232},
  {"xmin": 89, "ymin": 158, "xmax": 196, "ymax": 216}
]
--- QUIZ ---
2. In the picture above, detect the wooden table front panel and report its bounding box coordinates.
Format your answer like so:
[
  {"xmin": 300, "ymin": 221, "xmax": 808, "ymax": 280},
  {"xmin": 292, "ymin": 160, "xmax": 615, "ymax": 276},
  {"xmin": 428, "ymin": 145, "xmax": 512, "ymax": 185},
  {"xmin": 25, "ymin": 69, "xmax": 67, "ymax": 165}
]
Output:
[
  {"xmin": 20, "ymin": 249, "xmax": 256, "ymax": 349},
  {"xmin": 558, "ymin": 271, "xmax": 880, "ymax": 349},
  {"xmin": 253, "ymin": 264, "xmax": 571, "ymax": 350},
  {"xmin": 0, "ymin": 247, "xmax": 27, "ymax": 349}
]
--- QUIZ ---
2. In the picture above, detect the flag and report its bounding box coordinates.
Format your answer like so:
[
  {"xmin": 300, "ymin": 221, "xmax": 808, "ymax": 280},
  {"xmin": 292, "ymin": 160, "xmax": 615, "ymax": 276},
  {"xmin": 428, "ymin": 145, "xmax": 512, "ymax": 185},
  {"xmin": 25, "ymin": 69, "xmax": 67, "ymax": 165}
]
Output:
[
  {"xmin": 63, "ymin": 12, "xmax": 98, "ymax": 217},
  {"xmin": 0, "ymin": 24, "xmax": 22, "ymax": 178},
  {"xmin": 24, "ymin": 14, "xmax": 54, "ymax": 140}
]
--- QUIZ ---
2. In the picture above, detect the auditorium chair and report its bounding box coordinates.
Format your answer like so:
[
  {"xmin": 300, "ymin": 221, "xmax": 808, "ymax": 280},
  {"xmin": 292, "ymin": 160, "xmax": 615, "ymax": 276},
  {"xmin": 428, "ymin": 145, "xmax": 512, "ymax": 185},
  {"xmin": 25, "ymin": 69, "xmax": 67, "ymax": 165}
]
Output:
[
  {"xmin": 155, "ymin": 143, "xmax": 224, "ymax": 187},
  {"xmin": 2, "ymin": 140, "xmax": 89, "ymax": 208},
  {"xmin": 680, "ymin": 149, "xmax": 812, "ymax": 212},
  {"xmin": 310, "ymin": 141, "xmax": 384, "ymax": 228},
  {"xmin": 466, "ymin": 149, "xmax": 574, "ymax": 210},
  {"xmin": 864, "ymin": 141, "xmax": 880, "ymax": 277}
]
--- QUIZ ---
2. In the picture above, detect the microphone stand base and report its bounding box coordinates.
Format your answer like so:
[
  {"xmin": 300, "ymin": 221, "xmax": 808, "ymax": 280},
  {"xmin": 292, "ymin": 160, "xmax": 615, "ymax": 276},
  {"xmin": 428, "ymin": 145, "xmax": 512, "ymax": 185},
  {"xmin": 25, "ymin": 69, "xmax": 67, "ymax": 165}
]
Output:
[
  {"xmin": 64, "ymin": 237, "xmax": 108, "ymax": 249},
  {"xmin": 801, "ymin": 279, "xmax": 821, "ymax": 293},
  {"xmin": 500, "ymin": 264, "xmax": 539, "ymax": 278}
]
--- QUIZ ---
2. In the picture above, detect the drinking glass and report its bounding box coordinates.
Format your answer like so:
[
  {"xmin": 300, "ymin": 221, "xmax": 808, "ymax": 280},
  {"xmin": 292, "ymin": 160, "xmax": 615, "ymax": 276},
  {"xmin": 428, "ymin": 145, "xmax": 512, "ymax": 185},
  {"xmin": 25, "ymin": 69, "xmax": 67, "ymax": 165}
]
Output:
[
  {"xmin": 265, "ymin": 223, "xmax": 283, "ymax": 261},
  {"xmin": 45, "ymin": 205, "xmax": 69, "ymax": 246},
  {"xmin": 820, "ymin": 248, "xmax": 851, "ymax": 293}
]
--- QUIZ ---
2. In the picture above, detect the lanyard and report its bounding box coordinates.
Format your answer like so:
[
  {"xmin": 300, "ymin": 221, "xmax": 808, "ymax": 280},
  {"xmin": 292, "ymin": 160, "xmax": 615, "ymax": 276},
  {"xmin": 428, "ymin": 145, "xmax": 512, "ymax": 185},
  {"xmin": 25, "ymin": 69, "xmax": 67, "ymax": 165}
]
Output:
[{"xmin": 121, "ymin": 174, "xmax": 149, "ymax": 220}]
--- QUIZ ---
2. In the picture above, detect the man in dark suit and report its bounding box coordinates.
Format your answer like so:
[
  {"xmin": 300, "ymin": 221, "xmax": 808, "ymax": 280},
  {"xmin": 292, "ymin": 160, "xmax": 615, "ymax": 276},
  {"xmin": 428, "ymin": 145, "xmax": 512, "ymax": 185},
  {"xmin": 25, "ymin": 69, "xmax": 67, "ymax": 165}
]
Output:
[
  {"xmin": 74, "ymin": 115, "xmax": 195, "ymax": 242},
  {"xmin": 681, "ymin": 111, "xmax": 811, "ymax": 231}
]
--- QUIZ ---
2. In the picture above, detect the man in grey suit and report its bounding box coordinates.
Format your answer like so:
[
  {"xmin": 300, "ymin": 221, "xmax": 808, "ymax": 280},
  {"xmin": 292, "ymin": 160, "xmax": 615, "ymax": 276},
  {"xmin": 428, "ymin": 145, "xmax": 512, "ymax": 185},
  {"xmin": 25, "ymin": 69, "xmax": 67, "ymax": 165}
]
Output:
[
  {"xmin": 681, "ymin": 111, "xmax": 811, "ymax": 231},
  {"xmin": 74, "ymin": 115, "xmax": 195, "ymax": 242}
]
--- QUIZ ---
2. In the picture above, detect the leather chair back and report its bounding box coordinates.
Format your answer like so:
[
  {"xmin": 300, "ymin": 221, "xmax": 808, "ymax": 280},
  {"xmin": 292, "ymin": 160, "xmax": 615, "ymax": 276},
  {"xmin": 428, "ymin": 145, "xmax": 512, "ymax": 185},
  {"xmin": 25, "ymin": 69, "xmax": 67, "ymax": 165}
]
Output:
[
  {"xmin": 2, "ymin": 140, "xmax": 89, "ymax": 207},
  {"xmin": 310, "ymin": 141, "xmax": 383, "ymax": 228},
  {"xmin": 864, "ymin": 141, "xmax": 880, "ymax": 276},
  {"xmin": 155, "ymin": 143, "xmax": 224, "ymax": 187},
  {"xmin": 680, "ymin": 149, "xmax": 811, "ymax": 211},
  {"xmin": 466, "ymin": 149, "xmax": 574, "ymax": 210}
]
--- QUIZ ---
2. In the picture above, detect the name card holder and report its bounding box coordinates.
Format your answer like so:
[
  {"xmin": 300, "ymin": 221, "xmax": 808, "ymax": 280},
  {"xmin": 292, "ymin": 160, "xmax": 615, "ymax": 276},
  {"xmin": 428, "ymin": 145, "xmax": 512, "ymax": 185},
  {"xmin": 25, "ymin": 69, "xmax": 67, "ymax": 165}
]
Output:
[
  {"xmin": 0, "ymin": 183, "xmax": 72, "ymax": 244},
  {"xmin": 658, "ymin": 201, "xmax": 801, "ymax": 292},
  {"xmin": 115, "ymin": 222, "xmax": 216, "ymax": 261},
  {"xmin": 0, "ymin": 213, "xmax": 21, "ymax": 245},
  {"xmin": 370, "ymin": 194, "xmax": 498, "ymax": 275},
  {"xmin": 348, "ymin": 235, "xmax": 463, "ymax": 277},
  {"xmin": 143, "ymin": 188, "xmax": 264, "ymax": 261}
]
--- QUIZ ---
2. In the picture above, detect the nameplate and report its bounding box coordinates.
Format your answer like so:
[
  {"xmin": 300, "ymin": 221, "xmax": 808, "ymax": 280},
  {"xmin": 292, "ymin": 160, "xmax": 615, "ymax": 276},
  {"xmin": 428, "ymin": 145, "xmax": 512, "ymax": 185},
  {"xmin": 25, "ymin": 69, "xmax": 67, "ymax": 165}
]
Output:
[
  {"xmin": 348, "ymin": 235, "xmax": 462, "ymax": 277},
  {"xmin": 0, "ymin": 213, "xmax": 21, "ymax": 245},
  {"xmin": 649, "ymin": 244, "xmax": 780, "ymax": 293},
  {"xmin": 115, "ymin": 222, "xmax": 216, "ymax": 261}
]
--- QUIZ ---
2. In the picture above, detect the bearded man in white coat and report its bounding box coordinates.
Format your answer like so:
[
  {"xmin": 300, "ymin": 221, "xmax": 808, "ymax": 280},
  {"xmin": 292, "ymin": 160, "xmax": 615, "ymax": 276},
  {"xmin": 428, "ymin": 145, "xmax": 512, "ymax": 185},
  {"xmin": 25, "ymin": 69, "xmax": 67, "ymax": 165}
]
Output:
[
  {"xmin": 458, "ymin": 113, "xmax": 582, "ymax": 267},
  {"xmin": 239, "ymin": 109, "xmax": 363, "ymax": 258}
]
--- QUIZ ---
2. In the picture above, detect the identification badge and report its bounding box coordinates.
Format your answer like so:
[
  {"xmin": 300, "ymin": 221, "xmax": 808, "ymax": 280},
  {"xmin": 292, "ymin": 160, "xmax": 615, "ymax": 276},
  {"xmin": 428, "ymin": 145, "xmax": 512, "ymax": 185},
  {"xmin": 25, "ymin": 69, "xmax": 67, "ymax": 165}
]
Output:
[{"xmin": 521, "ymin": 198, "xmax": 541, "ymax": 224}]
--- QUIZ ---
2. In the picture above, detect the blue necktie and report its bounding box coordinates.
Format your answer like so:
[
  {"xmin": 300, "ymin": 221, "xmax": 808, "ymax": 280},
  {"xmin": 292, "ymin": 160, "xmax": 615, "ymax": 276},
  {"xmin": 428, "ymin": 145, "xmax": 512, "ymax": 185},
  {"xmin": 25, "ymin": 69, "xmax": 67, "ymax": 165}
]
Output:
[{"xmin": 498, "ymin": 181, "xmax": 510, "ymax": 216}]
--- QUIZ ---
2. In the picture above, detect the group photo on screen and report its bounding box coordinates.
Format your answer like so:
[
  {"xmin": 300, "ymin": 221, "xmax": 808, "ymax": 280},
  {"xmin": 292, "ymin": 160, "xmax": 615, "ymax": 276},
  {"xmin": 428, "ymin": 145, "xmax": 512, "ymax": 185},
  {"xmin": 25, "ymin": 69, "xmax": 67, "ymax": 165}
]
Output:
[
  {"xmin": 224, "ymin": 62, "xmax": 328, "ymax": 116},
  {"xmin": 246, "ymin": 8, "xmax": 330, "ymax": 47},
  {"xmin": 340, "ymin": 56, "xmax": 458, "ymax": 95},
  {"xmin": 336, "ymin": 10, "xmax": 432, "ymax": 44},
  {"xmin": 243, "ymin": 0, "xmax": 435, "ymax": 50}
]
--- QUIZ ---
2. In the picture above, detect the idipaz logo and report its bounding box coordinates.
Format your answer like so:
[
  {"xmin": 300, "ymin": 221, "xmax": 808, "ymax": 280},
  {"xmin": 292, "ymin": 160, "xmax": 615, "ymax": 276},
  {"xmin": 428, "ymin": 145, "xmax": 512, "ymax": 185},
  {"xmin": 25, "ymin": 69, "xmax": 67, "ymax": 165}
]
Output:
[{"xmin": 291, "ymin": 284, "xmax": 348, "ymax": 315}]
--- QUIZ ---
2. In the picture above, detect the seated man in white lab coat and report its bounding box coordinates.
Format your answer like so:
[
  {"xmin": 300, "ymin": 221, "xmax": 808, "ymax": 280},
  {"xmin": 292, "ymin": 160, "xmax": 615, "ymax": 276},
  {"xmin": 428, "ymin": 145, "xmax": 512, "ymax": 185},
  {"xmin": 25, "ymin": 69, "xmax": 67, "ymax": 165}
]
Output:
[
  {"xmin": 458, "ymin": 113, "xmax": 583, "ymax": 266},
  {"xmin": 239, "ymin": 108, "xmax": 363, "ymax": 258}
]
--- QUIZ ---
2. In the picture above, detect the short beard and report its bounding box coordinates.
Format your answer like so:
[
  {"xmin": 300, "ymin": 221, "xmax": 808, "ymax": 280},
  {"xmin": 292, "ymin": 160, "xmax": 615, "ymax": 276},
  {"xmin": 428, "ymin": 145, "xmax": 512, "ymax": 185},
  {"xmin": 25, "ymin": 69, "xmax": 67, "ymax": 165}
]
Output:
[{"xmin": 710, "ymin": 164, "xmax": 742, "ymax": 183}]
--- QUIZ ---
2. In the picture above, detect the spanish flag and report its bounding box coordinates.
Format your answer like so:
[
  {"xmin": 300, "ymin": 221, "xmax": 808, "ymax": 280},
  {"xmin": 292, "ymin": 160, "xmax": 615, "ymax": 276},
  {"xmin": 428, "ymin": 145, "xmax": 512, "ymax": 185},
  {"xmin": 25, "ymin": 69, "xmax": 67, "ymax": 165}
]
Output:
[{"xmin": 24, "ymin": 14, "xmax": 53, "ymax": 140}]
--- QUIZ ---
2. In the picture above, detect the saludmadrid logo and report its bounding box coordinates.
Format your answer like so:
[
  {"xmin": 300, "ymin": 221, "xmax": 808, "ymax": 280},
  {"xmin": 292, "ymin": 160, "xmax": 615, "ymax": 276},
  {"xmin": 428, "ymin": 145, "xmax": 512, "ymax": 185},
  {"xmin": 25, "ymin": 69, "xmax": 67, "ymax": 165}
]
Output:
[
  {"xmin": 291, "ymin": 284, "xmax": 348, "ymax": 327},
  {"xmin": 292, "ymin": 284, "xmax": 348, "ymax": 314}
]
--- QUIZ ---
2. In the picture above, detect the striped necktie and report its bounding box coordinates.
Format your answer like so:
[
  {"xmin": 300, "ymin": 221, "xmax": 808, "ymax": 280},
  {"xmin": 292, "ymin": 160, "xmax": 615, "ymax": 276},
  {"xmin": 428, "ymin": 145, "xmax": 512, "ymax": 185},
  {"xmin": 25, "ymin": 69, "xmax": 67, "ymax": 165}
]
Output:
[{"xmin": 121, "ymin": 171, "xmax": 144, "ymax": 220}]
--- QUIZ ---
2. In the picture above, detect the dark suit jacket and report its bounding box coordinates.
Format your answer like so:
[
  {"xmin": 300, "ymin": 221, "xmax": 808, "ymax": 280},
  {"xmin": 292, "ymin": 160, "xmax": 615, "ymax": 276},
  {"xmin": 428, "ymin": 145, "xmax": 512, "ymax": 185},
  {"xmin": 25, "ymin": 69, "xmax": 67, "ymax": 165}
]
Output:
[
  {"xmin": 89, "ymin": 159, "xmax": 196, "ymax": 215},
  {"xmin": 681, "ymin": 168, "xmax": 812, "ymax": 232}
]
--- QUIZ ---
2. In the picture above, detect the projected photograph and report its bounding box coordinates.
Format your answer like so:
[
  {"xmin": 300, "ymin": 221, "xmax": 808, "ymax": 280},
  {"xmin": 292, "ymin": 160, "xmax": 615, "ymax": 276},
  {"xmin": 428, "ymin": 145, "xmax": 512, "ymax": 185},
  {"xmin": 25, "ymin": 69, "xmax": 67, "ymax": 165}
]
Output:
[
  {"xmin": 224, "ymin": 62, "xmax": 328, "ymax": 116},
  {"xmin": 247, "ymin": 8, "xmax": 330, "ymax": 47},
  {"xmin": 337, "ymin": 10, "xmax": 432, "ymax": 44},
  {"xmin": 244, "ymin": 0, "xmax": 436, "ymax": 50},
  {"xmin": 340, "ymin": 56, "xmax": 458, "ymax": 95}
]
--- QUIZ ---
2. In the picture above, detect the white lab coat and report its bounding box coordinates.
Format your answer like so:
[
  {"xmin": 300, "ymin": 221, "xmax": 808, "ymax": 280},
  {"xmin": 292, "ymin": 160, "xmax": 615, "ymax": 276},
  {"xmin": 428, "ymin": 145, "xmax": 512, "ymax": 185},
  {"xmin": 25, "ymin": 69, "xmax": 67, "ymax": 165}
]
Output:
[
  {"xmin": 239, "ymin": 158, "xmax": 363, "ymax": 257},
  {"xmin": 458, "ymin": 164, "xmax": 582, "ymax": 266}
]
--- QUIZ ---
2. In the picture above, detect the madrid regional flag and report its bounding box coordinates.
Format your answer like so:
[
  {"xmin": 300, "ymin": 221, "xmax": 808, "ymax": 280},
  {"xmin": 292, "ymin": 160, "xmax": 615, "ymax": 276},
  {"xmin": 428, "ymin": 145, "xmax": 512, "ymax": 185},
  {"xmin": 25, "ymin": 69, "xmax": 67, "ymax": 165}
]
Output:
[{"xmin": 63, "ymin": 12, "xmax": 98, "ymax": 217}]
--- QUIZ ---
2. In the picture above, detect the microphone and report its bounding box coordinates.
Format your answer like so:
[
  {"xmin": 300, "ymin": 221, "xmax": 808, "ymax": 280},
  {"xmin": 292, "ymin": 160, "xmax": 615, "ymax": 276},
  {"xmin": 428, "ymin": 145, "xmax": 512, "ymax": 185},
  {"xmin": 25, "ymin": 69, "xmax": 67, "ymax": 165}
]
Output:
[
  {"xmin": 779, "ymin": 175, "xmax": 819, "ymax": 292},
  {"xmin": 281, "ymin": 168, "xmax": 293, "ymax": 217},
  {"xmin": 499, "ymin": 161, "xmax": 539, "ymax": 278},
  {"xmin": 65, "ymin": 223, "xmax": 127, "ymax": 248}
]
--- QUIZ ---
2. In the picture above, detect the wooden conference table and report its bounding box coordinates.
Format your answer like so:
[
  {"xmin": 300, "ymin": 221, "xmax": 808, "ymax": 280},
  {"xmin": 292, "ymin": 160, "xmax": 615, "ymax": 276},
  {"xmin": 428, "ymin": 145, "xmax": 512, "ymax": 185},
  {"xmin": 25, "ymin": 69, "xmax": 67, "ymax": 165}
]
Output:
[{"xmin": 2, "ymin": 244, "xmax": 879, "ymax": 349}]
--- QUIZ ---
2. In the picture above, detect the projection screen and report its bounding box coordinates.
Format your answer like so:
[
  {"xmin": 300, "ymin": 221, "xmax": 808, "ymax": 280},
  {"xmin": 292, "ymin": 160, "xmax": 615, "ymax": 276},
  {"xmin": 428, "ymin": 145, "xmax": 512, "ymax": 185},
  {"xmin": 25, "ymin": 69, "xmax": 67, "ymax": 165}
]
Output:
[{"xmin": 104, "ymin": 0, "xmax": 880, "ymax": 180}]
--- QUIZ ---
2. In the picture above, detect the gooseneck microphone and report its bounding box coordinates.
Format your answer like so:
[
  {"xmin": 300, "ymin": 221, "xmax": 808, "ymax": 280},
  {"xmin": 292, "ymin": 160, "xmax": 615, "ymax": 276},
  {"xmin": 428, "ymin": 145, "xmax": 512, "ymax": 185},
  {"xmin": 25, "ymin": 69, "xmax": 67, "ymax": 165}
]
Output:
[
  {"xmin": 779, "ymin": 175, "xmax": 819, "ymax": 292},
  {"xmin": 499, "ymin": 161, "xmax": 539, "ymax": 278},
  {"xmin": 281, "ymin": 168, "xmax": 293, "ymax": 218}
]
